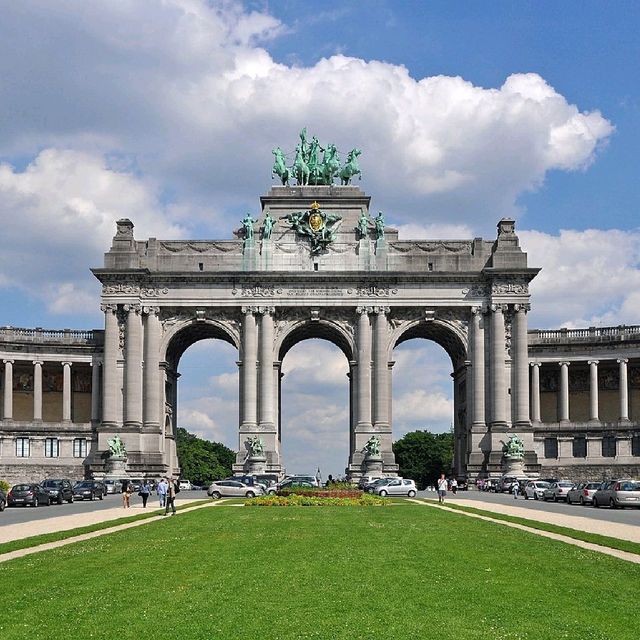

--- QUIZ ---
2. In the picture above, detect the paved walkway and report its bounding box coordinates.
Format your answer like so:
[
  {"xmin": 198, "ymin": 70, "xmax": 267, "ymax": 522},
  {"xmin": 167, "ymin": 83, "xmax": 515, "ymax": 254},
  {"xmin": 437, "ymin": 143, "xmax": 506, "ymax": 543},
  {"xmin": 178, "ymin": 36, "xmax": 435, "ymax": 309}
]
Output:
[
  {"xmin": 0, "ymin": 500, "xmax": 220, "ymax": 564},
  {"xmin": 413, "ymin": 498, "xmax": 640, "ymax": 564}
]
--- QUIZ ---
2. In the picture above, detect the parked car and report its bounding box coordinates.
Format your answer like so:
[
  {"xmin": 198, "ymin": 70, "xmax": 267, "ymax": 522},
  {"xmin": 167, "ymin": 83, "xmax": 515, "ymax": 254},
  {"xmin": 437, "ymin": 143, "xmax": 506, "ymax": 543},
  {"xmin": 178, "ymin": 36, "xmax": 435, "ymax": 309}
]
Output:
[
  {"xmin": 266, "ymin": 479, "xmax": 315, "ymax": 495},
  {"xmin": 73, "ymin": 480, "xmax": 103, "ymax": 501},
  {"xmin": 364, "ymin": 478, "xmax": 392, "ymax": 494},
  {"xmin": 283, "ymin": 475, "xmax": 319, "ymax": 487},
  {"xmin": 542, "ymin": 480, "xmax": 574, "ymax": 502},
  {"xmin": 92, "ymin": 480, "xmax": 107, "ymax": 497},
  {"xmin": 374, "ymin": 478, "xmax": 417, "ymax": 498},
  {"xmin": 41, "ymin": 478, "xmax": 74, "ymax": 504},
  {"xmin": 128, "ymin": 479, "xmax": 142, "ymax": 492},
  {"xmin": 208, "ymin": 480, "xmax": 265, "ymax": 499},
  {"xmin": 593, "ymin": 479, "xmax": 640, "ymax": 509},
  {"xmin": 358, "ymin": 475, "xmax": 384, "ymax": 490},
  {"xmin": 566, "ymin": 481, "xmax": 601, "ymax": 505},
  {"xmin": 103, "ymin": 479, "xmax": 122, "ymax": 494},
  {"xmin": 524, "ymin": 480, "xmax": 550, "ymax": 500},
  {"xmin": 497, "ymin": 476, "xmax": 519, "ymax": 493},
  {"xmin": 0, "ymin": 487, "xmax": 6, "ymax": 511},
  {"xmin": 7, "ymin": 483, "xmax": 51, "ymax": 507},
  {"xmin": 178, "ymin": 480, "xmax": 192, "ymax": 491}
]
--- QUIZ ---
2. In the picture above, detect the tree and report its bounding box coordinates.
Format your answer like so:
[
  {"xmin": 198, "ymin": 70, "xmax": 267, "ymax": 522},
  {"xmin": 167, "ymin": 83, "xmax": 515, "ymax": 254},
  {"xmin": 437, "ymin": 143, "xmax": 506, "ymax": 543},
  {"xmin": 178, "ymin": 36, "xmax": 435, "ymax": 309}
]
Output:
[
  {"xmin": 176, "ymin": 428, "xmax": 235, "ymax": 485},
  {"xmin": 392, "ymin": 430, "xmax": 454, "ymax": 489}
]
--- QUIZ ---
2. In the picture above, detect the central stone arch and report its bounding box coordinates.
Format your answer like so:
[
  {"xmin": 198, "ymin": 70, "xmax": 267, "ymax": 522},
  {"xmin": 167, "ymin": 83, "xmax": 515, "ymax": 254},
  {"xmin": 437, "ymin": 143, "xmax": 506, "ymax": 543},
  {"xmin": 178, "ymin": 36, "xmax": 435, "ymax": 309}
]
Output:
[{"xmin": 93, "ymin": 184, "xmax": 539, "ymax": 482}]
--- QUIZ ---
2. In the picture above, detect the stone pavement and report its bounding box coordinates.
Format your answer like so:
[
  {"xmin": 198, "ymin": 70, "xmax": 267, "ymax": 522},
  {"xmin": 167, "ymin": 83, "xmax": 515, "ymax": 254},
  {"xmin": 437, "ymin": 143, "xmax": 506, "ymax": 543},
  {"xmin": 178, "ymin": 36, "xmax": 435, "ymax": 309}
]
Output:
[{"xmin": 0, "ymin": 497, "xmax": 204, "ymax": 545}]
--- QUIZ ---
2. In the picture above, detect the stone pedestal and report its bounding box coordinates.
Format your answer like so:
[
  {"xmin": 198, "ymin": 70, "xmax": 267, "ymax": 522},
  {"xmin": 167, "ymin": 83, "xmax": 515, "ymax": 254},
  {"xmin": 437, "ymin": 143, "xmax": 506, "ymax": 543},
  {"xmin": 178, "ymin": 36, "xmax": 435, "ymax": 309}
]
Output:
[
  {"xmin": 104, "ymin": 455, "xmax": 128, "ymax": 480},
  {"xmin": 503, "ymin": 455, "xmax": 525, "ymax": 476},
  {"xmin": 362, "ymin": 455, "xmax": 383, "ymax": 475},
  {"xmin": 245, "ymin": 455, "xmax": 267, "ymax": 475}
]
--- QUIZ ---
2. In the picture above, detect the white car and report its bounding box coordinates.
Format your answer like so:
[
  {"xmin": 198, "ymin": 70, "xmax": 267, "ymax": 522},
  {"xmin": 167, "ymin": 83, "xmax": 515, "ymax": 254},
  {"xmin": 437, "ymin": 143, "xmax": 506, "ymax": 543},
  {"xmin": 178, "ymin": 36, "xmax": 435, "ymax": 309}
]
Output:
[
  {"xmin": 208, "ymin": 480, "xmax": 264, "ymax": 499},
  {"xmin": 179, "ymin": 480, "xmax": 192, "ymax": 491},
  {"xmin": 524, "ymin": 480, "xmax": 550, "ymax": 500},
  {"xmin": 374, "ymin": 478, "xmax": 417, "ymax": 497}
]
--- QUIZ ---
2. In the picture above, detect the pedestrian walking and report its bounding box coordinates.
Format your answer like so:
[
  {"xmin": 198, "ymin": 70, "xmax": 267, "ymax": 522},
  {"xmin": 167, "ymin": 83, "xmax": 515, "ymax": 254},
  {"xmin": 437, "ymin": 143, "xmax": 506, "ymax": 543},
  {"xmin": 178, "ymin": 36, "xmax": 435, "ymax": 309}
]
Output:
[
  {"xmin": 139, "ymin": 480, "xmax": 151, "ymax": 508},
  {"xmin": 122, "ymin": 481, "xmax": 133, "ymax": 509},
  {"xmin": 437, "ymin": 473, "xmax": 448, "ymax": 504},
  {"xmin": 157, "ymin": 478, "xmax": 167, "ymax": 507},
  {"xmin": 512, "ymin": 481, "xmax": 520, "ymax": 499},
  {"xmin": 451, "ymin": 478, "xmax": 458, "ymax": 495},
  {"xmin": 164, "ymin": 478, "xmax": 177, "ymax": 516}
]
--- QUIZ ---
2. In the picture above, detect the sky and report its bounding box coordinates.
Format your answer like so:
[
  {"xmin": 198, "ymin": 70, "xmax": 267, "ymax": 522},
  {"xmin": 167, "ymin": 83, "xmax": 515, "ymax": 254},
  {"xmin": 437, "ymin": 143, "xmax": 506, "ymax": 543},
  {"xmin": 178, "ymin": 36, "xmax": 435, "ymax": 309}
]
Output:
[{"xmin": 1, "ymin": 1, "xmax": 639, "ymax": 477}]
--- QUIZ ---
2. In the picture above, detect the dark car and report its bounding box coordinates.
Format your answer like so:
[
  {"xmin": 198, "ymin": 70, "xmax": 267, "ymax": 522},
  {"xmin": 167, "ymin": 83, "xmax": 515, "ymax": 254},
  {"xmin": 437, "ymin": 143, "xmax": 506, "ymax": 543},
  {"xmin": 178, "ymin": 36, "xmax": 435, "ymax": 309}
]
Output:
[
  {"xmin": 7, "ymin": 483, "xmax": 51, "ymax": 507},
  {"xmin": 73, "ymin": 481, "xmax": 103, "ymax": 501},
  {"xmin": 92, "ymin": 480, "xmax": 107, "ymax": 497},
  {"xmin": 41, "ymin": 478, "xmax": 74, "ymax": 504},
  {"xmin": 0, "ymin": 488, "xmax": 6, "ymax": 511}
]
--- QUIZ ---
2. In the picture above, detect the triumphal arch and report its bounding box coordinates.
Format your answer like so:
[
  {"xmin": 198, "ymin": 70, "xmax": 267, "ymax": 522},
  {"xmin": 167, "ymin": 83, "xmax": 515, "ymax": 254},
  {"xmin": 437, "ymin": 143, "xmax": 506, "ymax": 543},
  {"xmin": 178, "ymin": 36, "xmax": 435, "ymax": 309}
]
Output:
[{"xmin": 91, "ymin": 135, "xmax": 539, "ymax": 480}]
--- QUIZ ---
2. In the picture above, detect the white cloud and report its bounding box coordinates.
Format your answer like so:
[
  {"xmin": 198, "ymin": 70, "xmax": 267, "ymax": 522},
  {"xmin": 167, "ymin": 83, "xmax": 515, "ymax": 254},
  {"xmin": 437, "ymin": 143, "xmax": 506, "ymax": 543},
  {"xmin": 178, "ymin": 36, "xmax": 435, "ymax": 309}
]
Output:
[
  {"xmin": 0, "ymin": 2, "xmax": 612, "ymax": 235},
  {"xmin": 521, "ymin": 228, "xmax": 640, "ymax": 328},
  {"xmin": 0, "ymin": 149, "xmax": 183, "ymax": 317}
]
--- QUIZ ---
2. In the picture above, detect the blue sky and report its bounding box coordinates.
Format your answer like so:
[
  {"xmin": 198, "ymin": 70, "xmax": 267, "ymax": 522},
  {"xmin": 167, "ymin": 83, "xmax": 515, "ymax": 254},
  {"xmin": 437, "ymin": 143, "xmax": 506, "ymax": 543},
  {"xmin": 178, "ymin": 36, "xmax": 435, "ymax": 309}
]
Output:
[{"xmin": 1, "ymin": 1, "xmax": 639, "ymax": 476}]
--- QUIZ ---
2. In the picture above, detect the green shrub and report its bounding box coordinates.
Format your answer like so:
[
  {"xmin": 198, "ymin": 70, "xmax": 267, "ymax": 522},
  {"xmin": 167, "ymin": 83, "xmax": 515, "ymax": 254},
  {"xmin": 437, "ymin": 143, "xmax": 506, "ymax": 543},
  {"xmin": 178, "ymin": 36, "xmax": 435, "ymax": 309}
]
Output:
[
  {"xmin": 0, "ymin": 479, "xmax": 10, "ymax": 493},
  {"xmin": 245, "ymin": 493, "xmax": 387, "ymax": 507}
]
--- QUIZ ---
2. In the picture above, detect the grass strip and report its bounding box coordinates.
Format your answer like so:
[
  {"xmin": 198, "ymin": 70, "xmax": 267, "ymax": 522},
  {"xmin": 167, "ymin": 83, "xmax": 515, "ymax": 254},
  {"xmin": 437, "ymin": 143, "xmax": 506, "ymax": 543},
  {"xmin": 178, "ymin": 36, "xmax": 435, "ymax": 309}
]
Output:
[
  {"xmin": 0, "ymin": 498, "xmax": 210, "ymax": 556},
  {"xmin": 425, "ymin": 499, "xmax": 640, "ymax": 556}
]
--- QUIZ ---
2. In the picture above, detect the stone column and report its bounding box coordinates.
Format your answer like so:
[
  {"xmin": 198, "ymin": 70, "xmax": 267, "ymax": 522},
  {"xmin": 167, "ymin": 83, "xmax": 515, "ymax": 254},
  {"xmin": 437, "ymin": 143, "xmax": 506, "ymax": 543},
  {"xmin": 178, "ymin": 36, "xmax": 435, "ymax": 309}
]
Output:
[
  {"xmin": 356, "ymin": 307, "xmax": 372, "ymax": 428},
  {"xmin": 241, "ymin": 307, "xmax": 258, "ymax": 427},
  {"xmin": 373, "ymin": 306, "xmax": 390, "ymax": 428},
  {"xmin": 259, "ymin": 307, "xmax": 275, "ymax": 428},
  {"xmin": 470, "ymin": 307, "xmax": 485, "ymax": 428},
  {"xmin": 490, "ymin": 305, "xmax": 507, "ymax": 427},
  {"xmin": 588, "ymin": 360, "xmax": 599, "ymax": 422},
  {"xmin": 33, "ymin": 360, "xmax": 43, "ymax": 421},
  {"xmin": 530, "ymin": 363, "xmax": 541, "ymax": 423},
  {"xmin": 513, "ymin": 304, "xmax": 530, "ymax": 426},
  {"xmin": 124, "ymin": 304, "xmax": 143, "ymax": 427},
  {"xmin": 90, "ymin": 361, "xmax": 101, "ymax": 423},
  {"xmin": 558, "ymin": 361, "xmax": 570, "ymax": 423},
  {"xmin": 3, "ymin": 360, "xmax": 13, "ymax": 420},
  {"xmin": 101, "ymin": 304, "xmax": 119, "ymax": 427},
  {"xmin": 143, "ymin": 307, "xmax": 162, "ymax": 430},
  {"xmin": 618, "ymin": 358, "xmax": 629, "ymax": 422},
  {"xmin": 62, "ymin": 361, "xmax": 72, "ymax": 422}
]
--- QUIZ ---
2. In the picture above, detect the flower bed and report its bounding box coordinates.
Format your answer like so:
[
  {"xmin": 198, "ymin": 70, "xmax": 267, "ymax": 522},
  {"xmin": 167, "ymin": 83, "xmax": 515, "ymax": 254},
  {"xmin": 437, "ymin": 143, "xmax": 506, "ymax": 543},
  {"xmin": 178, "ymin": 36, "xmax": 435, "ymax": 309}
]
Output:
[
  {"xmin": 245, "ymin": 493, "xmax": 387, "ymax": 507},
  {"xmin": 279, "ymin": 489, "xmax": 362, "ymax": 498}
]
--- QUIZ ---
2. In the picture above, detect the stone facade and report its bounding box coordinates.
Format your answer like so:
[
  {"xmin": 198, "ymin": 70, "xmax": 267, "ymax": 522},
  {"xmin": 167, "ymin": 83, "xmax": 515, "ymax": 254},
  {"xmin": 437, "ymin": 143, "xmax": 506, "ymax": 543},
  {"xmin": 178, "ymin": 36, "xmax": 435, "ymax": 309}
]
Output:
[{"xmin": 1, "ymin": 186, "xmax": 639, "ymax": 483}]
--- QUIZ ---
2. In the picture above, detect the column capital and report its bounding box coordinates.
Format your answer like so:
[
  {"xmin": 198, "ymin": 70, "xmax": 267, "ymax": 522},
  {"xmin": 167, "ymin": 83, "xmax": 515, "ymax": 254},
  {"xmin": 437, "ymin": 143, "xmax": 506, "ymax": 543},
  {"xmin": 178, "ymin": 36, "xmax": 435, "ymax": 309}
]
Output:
[
  {"xmin": 558, "ymin": 361, "xmax": 570, "ymax": 367},
  {"xmin": 617, "ymin": 358, "xmax": 629, "ymax": 365},
  {"xmin": 372, "ymin": 305, "xmax": 390, "ymax": 315},
  {"xmin": 142, "ymin": 305, "xmax": 161, "ymax": 316},
  {"xmin": 61, "ymin": 361, "xmax": 73, "ymax": 367},
  {"xmin": 529, "ymin": 362, "xmax": 541, "ymax": 368},
  {"xmin": 470, "ymin": 306, "xmax": 484, "ymax": 316},
  {"xmin": 490, "ymin": 303, "xmax": 508, "ymax": 313},
  {"xmin": 257, "ymin": 306, "xmax": 275, "ymax": 315},
  {"xmin": 89, "ymin": 360, "xmax": 103, "ymax": 367},
  {"xmin": 123, "ymin": 303, "xmax": 142, "ymax": 314},
  {"xmin": 588, "ymin": 360, "xmax": 599, "ymax": 366},
  {"xmin": 32, "ymin": 360, "xmax": 44, "ymax": 366},
  {"xmin": 356, "ymin": 306, "xmax": 372, "ymax": 315},
  {"xmin": 241, "ymin": 306, "xmax": 259, "ymax": 315},
  {"xmin": 513, "ymin": 303, "xmax": 531, "ymax": 313},
  {"xmin": 3, "ymin": 359, "xmax": 14, "ymax": 365},
  {"xmin": 100, "ymin": 303, "xmax": 118, "ymax": 314}
]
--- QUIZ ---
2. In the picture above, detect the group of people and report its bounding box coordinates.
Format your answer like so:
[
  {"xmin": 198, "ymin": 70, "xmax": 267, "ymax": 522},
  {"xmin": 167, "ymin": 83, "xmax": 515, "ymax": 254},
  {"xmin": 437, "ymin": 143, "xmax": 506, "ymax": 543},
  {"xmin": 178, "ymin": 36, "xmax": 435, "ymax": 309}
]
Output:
[{"xmin": 120, "ymin": 478, "xmax": 179, "ymax": 515}]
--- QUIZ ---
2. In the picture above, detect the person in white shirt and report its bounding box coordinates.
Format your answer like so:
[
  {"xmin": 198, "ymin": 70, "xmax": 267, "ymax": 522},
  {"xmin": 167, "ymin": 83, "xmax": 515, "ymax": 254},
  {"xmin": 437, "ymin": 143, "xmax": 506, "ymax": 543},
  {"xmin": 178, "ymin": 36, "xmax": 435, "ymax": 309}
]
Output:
[{"xmin": 437, "ymin": 473, "xmax": 448, "ymax": 504}]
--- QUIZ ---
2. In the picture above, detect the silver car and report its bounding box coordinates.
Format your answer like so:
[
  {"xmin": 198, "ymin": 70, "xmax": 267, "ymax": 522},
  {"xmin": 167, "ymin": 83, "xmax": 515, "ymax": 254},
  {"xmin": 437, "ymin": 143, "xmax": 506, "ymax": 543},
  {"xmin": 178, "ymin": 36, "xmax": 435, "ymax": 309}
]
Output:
[
  {"xmin": 542, "ymin": 481, "xmax": 574, "ymax": 502},
  {"xmin": 566, "ymin": 481, "xmax": 601, "ymax": 505},
  {"xmin": 374, "ymin": 478, "xmax": 417, "ymax": 497},
  {"xmin": 524, "ymin": 480, "xmax": 549, "ymax": 500},
  {"xmin": 208, "ymin": 480, "xmax": 264, "ymax": 499},
  {"xmin": 593, "ymin": 479, "xmax": 640, "ymax": 509}
]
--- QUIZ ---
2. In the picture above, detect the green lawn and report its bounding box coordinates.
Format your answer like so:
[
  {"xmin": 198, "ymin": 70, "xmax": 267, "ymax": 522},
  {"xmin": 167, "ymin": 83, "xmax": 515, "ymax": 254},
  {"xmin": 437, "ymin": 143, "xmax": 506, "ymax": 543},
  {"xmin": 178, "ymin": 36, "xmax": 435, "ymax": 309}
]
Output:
[{"xmin": 0, "ymin": 503, "xmax": 637, "ymax": 640}]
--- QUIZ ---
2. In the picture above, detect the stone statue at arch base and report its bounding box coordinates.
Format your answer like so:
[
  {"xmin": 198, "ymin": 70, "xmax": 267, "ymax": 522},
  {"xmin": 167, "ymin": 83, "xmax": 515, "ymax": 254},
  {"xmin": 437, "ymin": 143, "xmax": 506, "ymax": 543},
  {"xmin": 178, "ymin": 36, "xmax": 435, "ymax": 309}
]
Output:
[
  {"xmin": 103, "ymin": 434, "xmax": 130, "ymax": 481},
  {"xmin": 361, "ymin": 435, "xmax": 384, "ymax": 475},
  {"xmin": 244, "ymin": 435, "xmax": 267, "ymax": 475},
  {"xmin": 502, "ymin": 433, "xmax": 526, "ymax": 476}
]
